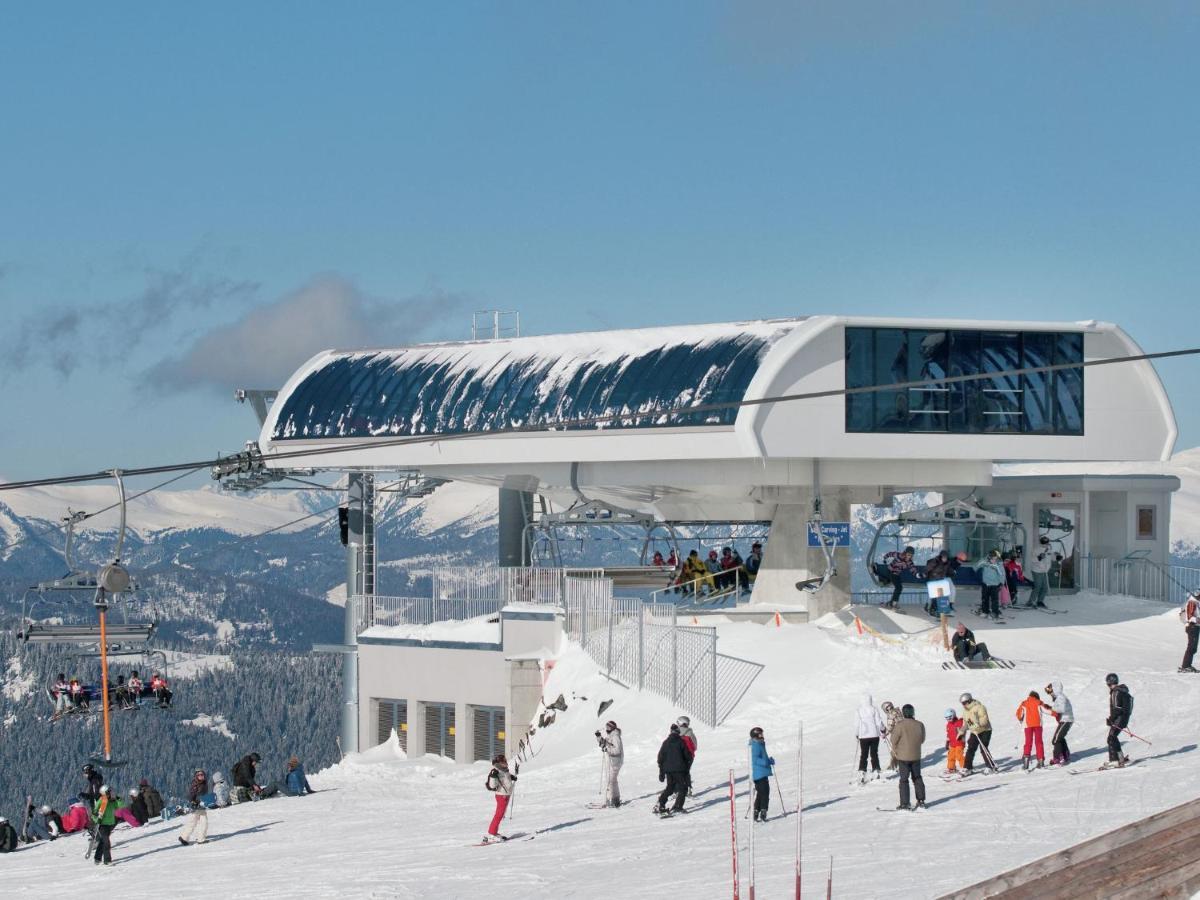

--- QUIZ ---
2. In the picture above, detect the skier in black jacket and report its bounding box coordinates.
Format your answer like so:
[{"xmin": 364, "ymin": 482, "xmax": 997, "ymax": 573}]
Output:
[
  {"xmin": 0, "ymin": 817, "xmax": 18, "ymax": 852},
  {"xmin": 232, "ymin": 752, "xmax": 280, "ymax": 800},
  {"xmin": 654, "ymin": 723, "xmax": 694, "ymax": 816},
  {"xmin": 138, "ymin": 779, "xmax": 164, "ymax": 819},
  {"xmin": 41, "ymin": 805, "xmax": 64, "ymax": 838},
  {"xmin": 128, "ymin": 790, "xmax": 149, "ymax": 825},
  {"xmin": 1105, "ymin": 673, "xmax": 1133, "ymax": 767},
  {"xmin": 80, "ymin": 763, "xmax": 103, "ymax": 806}
]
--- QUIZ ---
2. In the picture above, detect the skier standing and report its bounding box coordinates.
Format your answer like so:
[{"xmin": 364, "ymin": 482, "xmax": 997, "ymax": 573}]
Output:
[
  {"xmin": 960, "ymin": 693, "xmax": 994, "ymax": 773},
  {"xmin": 1042, "ymin": 681, "xmax": 1074, "ymax": 765},
  {"xmin": 854, "ymin": 694, "xmax": 887, "ymax": 783},
  {"xmin": 972, "ymin": 550, "xmax": 1006, "ymax": 621},
  {"xmin": 1180, "ymin": 590, "xmax": 1199, "ymax": 673},
  {"xmin": 677, "ymin": 716, "xmax": 697, "ymax": 795},
  {"xmin": 178, "ymin": 769, "xmax": 210, "ymax": 845},
  {"xmin": 138, "ymin": 779, "xmax": 164, "ymax": 819},
  {"xmin": 881, "ymin": 701, "xmax": 903, "ymax": 770},
  {"xmin": 483, "ymin": 754, "xmax": 517, "ymax": 842},
  {"xmin": 595, "ymin": 720, "xmax": 623, "ymax": 807},
  {"xmin": 80, "ymin": 763, "xmax": 103, "ymax": 806},
  {"xmin": 944, "ymin": 709, "xmax": 965, "ymax": 775},
  {"xmin": 891, "ymin": 704, "xmax": 926, "ymax": 810},
  {"xmin": 1104, "ymin": 673, "xmax": 1133, "ymax": 768},
  {"xmin": 654, "ymin": 723, "xmax": 693, "ymax": 816},
  {"xmin": 1027, "ymin": 536, "xmax": 1060, "ymax": 608},
  {"xmin": 748, "ymin": 726, "xmax": 775, "ymax": 822},
  {"xmin": 91, "ymin": 785, "xmax": 118, "ymax": 865},
  {"xmin": 1016, "ymin": 691, "xmax": 1046, "ymax": 770}
]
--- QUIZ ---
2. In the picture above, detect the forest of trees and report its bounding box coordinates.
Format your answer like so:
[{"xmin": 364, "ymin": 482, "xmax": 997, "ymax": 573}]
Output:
[{"xmin": 0, "ymin": 636, "xmax": 340, "ymax": 820}]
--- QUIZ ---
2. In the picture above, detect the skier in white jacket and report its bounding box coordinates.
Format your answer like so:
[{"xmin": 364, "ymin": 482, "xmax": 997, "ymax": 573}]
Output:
[
  {"xmin": 596, "ymin": 720, "xmax": 624, "ymax": 807},
  {"xmin": 1042, "ymin": 681, "xmax": 1075, "ymax": 765},
  {"xmin": 855, "ymin": 694, "xmax": 888, "ymax": 783}
]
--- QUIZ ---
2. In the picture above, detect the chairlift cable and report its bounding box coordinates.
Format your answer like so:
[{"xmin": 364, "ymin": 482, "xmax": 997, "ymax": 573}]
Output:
[{"xmin": 0, "ymin": 345, "xmax": 1196, "ymax": 493}]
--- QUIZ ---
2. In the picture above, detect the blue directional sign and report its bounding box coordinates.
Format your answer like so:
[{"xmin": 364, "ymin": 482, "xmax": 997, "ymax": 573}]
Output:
[{"xmin": 807, "ymin": 522, "xmax": 851, "ymax": 548}]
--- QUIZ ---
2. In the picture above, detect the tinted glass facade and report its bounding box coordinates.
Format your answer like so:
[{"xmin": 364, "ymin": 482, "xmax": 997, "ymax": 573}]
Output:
[
  {"xmin": 845, "ymin": 328, "xmax": 1084, "ymax": 435},
  {"xmin": 272, "ymin": 332, "xmax": 783, "ymax": 440}
]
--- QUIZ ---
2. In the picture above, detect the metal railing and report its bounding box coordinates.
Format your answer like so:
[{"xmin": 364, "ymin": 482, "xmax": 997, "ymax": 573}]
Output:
[
  {"xmin": 367, "ymin": 595, "xmax": 504, "ymax": 629},
  {"xmin": 431, "ymin": 565, "xmax": 603, "ymax": 607},
  {"xmin": 563, "ymin": 575, "xmax": 763, "ymax": 726},
  {"xmin": 1080, "ymin": 555, "xmax": 1200, "ymax": 605}
]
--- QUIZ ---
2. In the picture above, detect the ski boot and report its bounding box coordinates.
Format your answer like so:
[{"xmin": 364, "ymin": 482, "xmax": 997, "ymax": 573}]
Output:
[
  {"xmin": 1178, "ymin": 666, "xmax": 1198, "ymax": 673},
  {"xmin": 857, "ymin": 771, "xmax": 867, "ymax": 785},
  {"xmin": 871, "ymin": 769, "xmax": 881, "ymax": 782},
  {"xmin": 896, "ymin": 803, "xmax": 911, "ymax": 811},
  {"xmin": 913, "ymin": 802, "xmax": 926, "ymax": 812}
]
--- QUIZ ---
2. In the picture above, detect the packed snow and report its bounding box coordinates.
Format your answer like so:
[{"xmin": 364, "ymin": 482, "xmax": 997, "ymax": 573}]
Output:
[
  {"xmin": 4, "ymin": 591, "xmax": 1198, "ymax": 898},
  {"xmin": 179, "ymin": 714, "xmax": 237, "ymax": 741},
  {"xmin": 360, "ymin": 615, "xmax": 499, "ymax": 644}
]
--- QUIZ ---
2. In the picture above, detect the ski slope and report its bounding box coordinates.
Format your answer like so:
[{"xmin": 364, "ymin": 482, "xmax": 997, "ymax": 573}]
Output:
[{"xmin": 4, "ymin": 592, "xmax": 1198, "ymax": 899}]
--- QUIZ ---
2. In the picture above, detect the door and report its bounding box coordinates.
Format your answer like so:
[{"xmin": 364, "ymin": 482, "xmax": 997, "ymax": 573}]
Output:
[
  {"xmin": 424, "ymin": 702, "xmax": 456, "ymax": 759},
  {"xmin": 376, "ymin": 699, "xmax": 407, "ymax": 750},
  {"xmin": 1036, "ymin": 504, "xmax": 1079, "ymax": 590},
  {"xmin": 473, "ymin": 706, "xmax": 506, "ymax": 762}
]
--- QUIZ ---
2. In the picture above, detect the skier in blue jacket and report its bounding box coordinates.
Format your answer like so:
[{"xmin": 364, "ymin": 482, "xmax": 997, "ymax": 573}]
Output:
[{"xmin": 749, "ymin": 726, "xmax": 776, "ymax": 822}]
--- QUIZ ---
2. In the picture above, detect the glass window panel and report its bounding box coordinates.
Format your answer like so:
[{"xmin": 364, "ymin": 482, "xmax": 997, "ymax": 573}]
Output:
[
  {"xmin": 947, "ymin": 330, "xmax": 981, "ymax": 432},
  {"xmin": 845, "ymin": 328, "xmax": 874, "ymax": 431},
  {"xmin": 905, "ymin": 330, "xmax": 949, "ymax": 432},
  {"xmin": 871, "ymin": 329, "xmax": 907, "ymax": 432},
  {"xmin": 980, "ymin": 332, "xmax": 1023, "ymax": 433},
  {"xmin": 1053, "ymin": 332, "xmax": 1084, "ymax": 434},
  {"xmin": 1021, "ymin": 332, "xmax": 1055, "ymax": 434}
]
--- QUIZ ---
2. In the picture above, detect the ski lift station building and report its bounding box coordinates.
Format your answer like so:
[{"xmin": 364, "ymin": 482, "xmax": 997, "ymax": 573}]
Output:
[{"xmin": 251, "ymin": 315, "xmax": 1179, "ymax": 755}]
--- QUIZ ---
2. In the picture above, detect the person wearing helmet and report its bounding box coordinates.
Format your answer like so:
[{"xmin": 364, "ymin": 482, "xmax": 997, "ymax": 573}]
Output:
[
  {"xmin": 80, "ymin": 763, "xmax": 103, "ymax": 806},
  {"xmin": 854, "ymin": 694, "xmax": 887, "ymax": 784},
  {"xmin": 91, "ymin": 785, "xmax": 119, "ymax": 865},
  {"xmin": 960, "ymin": 694, "xmax": 995, "ymax": 773},
  {"xmin": 40, "ymin": 803, "xmax": 63, "ymax": 838},
  {"xmin": 891, "ymin": 704, "xmax": 926, "ymax": 810},
  {"xmin": 594, "ymin": 721, "xmax": 624, "ymax": 807},
  {"xmin": 21, "ymin": 798, "xmax": 53, "ymax": 842},
  {"xmin": 748, "ymin": 726, "xmax": 776, "ymax": 822},
  {"xmin": 1028, "ymin": 536, "xmax": 1061, "ymax": 608},
  {"xmin": 654, "ymin": 723, "xmax": 694, "ymax": 816},
  {"xmin": 1104, "ymin": 674, "xmax": 1134, "ymax": 768},
  {"xmin": 128, "ymin": 789, "xmax": 149, "ymax": 825},
  {"xmin": 1042, "ymin": 682, "xmax": 1075, "ymax": 765},
  {"xmin": 944, "ymin": 708, "xmax": 966, "ymax": 775},
  {"xmin": 675, "ymin": 716, "xmax": 697, "ymax": 794},
  {"xmin": 972, "ymin": 550, "xmax": 1007, "ymax": 621},
  {"xmin": 881, "ymin": 546, "xmax": 921, "ymax": 609},
  {"xmin": 483, "ymin": 754, "xmax": 517, "ymax": 842}
]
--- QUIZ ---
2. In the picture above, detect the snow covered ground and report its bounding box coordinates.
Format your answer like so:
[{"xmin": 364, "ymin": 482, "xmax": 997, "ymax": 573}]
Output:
[{"xmin": 5, "ymin": 592, "xmax": 1198, "ymax": 898}]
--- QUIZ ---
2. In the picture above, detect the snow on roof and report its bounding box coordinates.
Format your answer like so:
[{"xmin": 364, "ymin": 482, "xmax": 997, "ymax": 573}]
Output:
[{"xmin": 359, "ymin": 615, "xmax": 500, "ymax": 644}]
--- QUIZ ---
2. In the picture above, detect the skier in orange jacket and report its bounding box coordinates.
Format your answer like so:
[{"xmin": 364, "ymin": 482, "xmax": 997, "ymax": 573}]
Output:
[{"xmin": 1016, "ymin": 691, "xmax": 1045, "ymax": 770}]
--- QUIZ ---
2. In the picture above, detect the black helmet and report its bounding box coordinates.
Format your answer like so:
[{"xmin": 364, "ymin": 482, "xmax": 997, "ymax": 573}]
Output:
[
  {"xmin": 749, "ymin": 726, "xmax": 764, "ymax": 739},
  {"xmin": 250, "ymin": 752, "xmax": 261, "ymax": 763},
  {"xmin": 1039, "ymin": 535, "xmax": 1050, "ymax": 545},
  {"xmin": 605, "ymin": 720, "xmax": 617, "ymax": 732},
  {"xmin": 901, "ymin": 704, "xmax": 915, "ymax": 719},
  {"xmin": 904, "ymin": 546, "xmax": 915, "ymax": 555},
  {"xmin": 1105, "ymin": 673, "xmax": 1119, "ymax": 686}
]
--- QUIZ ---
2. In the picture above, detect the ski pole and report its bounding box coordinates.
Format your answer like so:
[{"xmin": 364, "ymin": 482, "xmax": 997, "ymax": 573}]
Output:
[
  {"xmin": 1122, "ymin": 727, "xmax": 1152, "ymax": 746},
  {"xmin": 771, "ymin": 766, "xmax": 787, "ymax": 816}
]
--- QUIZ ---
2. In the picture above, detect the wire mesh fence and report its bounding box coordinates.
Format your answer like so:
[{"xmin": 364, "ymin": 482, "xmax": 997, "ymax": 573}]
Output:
[
  {"xmin": 431, "ymin": 565, "xmax": 603, "ymax": 607},
  {"xmin": 563, "ymin": 575, "xmax": 763, "ymax": 726},
  {"xmin": 367, "ymin": 595, "xmax": 504, "ymax": 628}
]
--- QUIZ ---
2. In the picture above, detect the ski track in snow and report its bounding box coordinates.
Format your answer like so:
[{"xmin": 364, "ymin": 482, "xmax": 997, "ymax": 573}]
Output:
[{"xmin": 4, "ymin": 592, "xmax": 1199, "ymax": 898}]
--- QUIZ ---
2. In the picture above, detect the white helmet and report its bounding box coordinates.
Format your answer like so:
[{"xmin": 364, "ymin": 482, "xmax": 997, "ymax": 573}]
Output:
[
  {"xmin": 100, "ymin": 784, "xmax": 110, "ymax": 794},
  {"xmin": 40, "ymin": 805, "xmax": 51, "ymax": 813},
  {"xmin": 676, "ymin": 716, "xmax": 690, "ymax": 728}
]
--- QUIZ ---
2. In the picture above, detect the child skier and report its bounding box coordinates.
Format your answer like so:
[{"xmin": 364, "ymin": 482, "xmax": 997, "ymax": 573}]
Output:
[
  {"xmin": 1042, "ymin": 681, "xmax": 1075, "ymax": 765},
  {"xmin": 483, "ymin": 754, "xmax": 518, "ymax": 842},
  {"xmin": 1016, "ymin": 690, "xmax": 1045, "ymax": 770},
  {"xmin": 944, "ymin": 709, "xmax": 965, "ymax": 775},
  {"xmin": 748, "ymin": 726, "xmax": 776, "ymax": 822}
]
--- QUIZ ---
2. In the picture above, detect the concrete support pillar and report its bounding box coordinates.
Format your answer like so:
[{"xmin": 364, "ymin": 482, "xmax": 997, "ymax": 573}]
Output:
[
  {"xmin": 456, "ymin": 701, "xmax": 471, "ymax": 762},
  {"xmin": 749, "ymin": 490, "xmax": 852, "ymax": 619},
  {"xmin": 507, "ymin": 659, "xmax": 543, "ymax": 759},
  {"xmin": 498, "ymin": 489, "xmax": 533, "ymax": 567}
]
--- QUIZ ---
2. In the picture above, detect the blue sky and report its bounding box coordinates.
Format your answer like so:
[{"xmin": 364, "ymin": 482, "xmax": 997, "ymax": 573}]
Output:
[{"xmin": 1, "ymin": 2, "xmax": 1198, "ymax": 482}]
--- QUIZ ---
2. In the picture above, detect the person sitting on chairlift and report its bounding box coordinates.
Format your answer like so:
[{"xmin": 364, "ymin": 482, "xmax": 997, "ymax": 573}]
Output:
[
  {"xmin": 113, "ymin": 674, "xmax": 135, "ymax": 711},
  {"xmin": 881, "ymin": 546, "xmax": 922, "ymax": 608},
  {"xmin": 150, "ymin": 672, "xmax": 172, "ymax": 708},
  {"xmin": 69, "ymin": 677, "xmax": 89, "ymax": 712},
  {"xmin": 52, "ymin": 673, "xmax": 69, "ymax": 716},
  {"xmin": 128, "ymin": 670, "xmax": 144, "ymax": 707}
]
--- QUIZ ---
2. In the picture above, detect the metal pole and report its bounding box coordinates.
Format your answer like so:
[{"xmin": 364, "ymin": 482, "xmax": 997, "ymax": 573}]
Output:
[
  {"xmin": 795, "ymin": 721, "xmax": 803, "ymax": 900},
  {"xmin": 637, "ymin": 604, "xmax": 645, "ymax": 690},
  {"xmin": 671, "ymin": 617, "xmax": 679, "ymax": 705},
  {"xmin": 711, "ymin": 627, "xmax": 718, "ymax": 726},
  {"xmin": 606, "ymin": 592, "xmax": 616, "ymax": 677},
  {"xmin": 747, "ymin": 743, "xmax": 756, "ymax": 900},
  {"xmin": 729, "ymin": 768, "xmax": 740, "ymax": 900}
]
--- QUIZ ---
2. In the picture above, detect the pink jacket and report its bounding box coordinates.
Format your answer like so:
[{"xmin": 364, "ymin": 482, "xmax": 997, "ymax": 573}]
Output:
[
  {"xmin": 61, "ymin": 804, "xmax": 90, "ymax": 833},
  {"xmin": 115, "ymin": 807, "xmax": 141, "ymax": 827}
]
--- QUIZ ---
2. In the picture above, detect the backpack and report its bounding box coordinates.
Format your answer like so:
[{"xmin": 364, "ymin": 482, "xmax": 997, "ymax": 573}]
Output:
[
  {"xmin": 1181, "ymin": 597, "xmax": 1198, "ymax": 625},
  {"xmin": 484, "ymin": 769, "xmax": 500, "ymax": 792}
]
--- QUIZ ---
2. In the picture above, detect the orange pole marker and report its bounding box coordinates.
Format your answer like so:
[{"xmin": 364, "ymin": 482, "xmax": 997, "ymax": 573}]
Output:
[{"xmin": 98, "ymin": 607, "xmax": 112, "ymax": 762}]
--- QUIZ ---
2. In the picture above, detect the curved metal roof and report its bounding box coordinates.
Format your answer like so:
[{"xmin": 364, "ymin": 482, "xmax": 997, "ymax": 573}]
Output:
[{"xmin": 270, "ymin": 320, "xmax": 802, "ymax": 441}]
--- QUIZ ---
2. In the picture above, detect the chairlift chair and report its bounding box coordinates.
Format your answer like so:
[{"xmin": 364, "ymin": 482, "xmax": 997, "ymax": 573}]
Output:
[{"xmin": 865, "ymin": 498, "xmax": 1027, "ymax": 589}]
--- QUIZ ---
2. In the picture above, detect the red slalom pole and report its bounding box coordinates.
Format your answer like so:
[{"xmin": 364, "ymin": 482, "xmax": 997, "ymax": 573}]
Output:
[
  {"xmin": 729, "ymin": 769, "xmax": 740, "ymax": 900},
  {"xmin": 795, "ymin": 721, "xmax": 803, "ymax": 899},
  {"xmin": 747, "ymin": 745, "xmax": 756, "ymax": 900}
]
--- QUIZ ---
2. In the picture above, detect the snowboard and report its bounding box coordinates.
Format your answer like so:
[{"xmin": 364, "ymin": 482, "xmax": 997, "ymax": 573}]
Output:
[{"xmin": 941, "ymin": 658, "xmax": 1016, "ymax": 670}]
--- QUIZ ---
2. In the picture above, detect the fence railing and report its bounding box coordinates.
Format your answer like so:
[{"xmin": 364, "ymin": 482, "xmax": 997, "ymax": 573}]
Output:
[
  {"xmin": 431, "ymin": 565, "xmax": 604, "ymax": 607},
  {"xmin": 367, "ymin": 595, "xmax": 504, "ymax": 629},
  {"xmin": 563, "ymin": 575, "xmax": 763, "ymax": 726},
  {"xmin": 1080, "ymin": 555, "xmax": 1200, "ymax": 605},
  {"xmin": 649, "ymin": 568, "xmax": 748, "ymax": 608}
]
